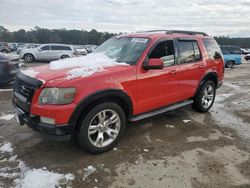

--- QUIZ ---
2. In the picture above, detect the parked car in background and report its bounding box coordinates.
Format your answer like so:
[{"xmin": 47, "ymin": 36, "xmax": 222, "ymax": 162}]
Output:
[
  {"xmin": 20, "ymin": 44, "xmax": 74, "ymax": 63},
  {"xmin": 73, "ymin": 45, "xmax": 88, "ymax": 55},
  {"xmin": 16, "ymin": 43, "xmax": 41, "ymax": 55},
  {"xmin": 0, "ymin": 42, "xmax": 12, "ymax": 53},
  {"xmin": 241, "ymin": 48, "xmax": 250, "ymax": 55},
  {"xmin": 220, "ymin": 45, "xmax": 242, "ymax": 68},
  {"xmin": 0, "ymin": 53, "xmax": 20, "ymax": 85},
  {"xmin": 241, "ymin": 48, "xmax": 250, "ymax": 61},
  {"xmin": 245, "ymin": 54, "xmax": 250, "ymax": 61}
]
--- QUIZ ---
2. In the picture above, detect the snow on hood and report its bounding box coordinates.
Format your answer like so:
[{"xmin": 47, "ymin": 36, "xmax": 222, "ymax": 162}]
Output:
[
  {"xmin": 21, "ymin": 69, "xmax": 39, "ymax": 78},
  {"xmin": 49, "ymin": 53, "xmax": 128, "ymax": 80}
]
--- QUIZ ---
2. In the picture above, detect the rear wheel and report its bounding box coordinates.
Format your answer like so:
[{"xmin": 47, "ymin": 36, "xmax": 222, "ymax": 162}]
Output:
[
  {"xmin": 61, "ymin": 55, "xmax": 69, "ymax": 59},
  {"xmin": 23, "ymin": 54, "xmax": 35, "ymax": 63},
  {"xmin": 226, "ymin": 61, "xmax": 234, "ymax": 68},
  {"xmin": 77, "ymin": 102, "xmax": 126, "ymax": 154},
  {"xmin": 192, "ymin": 81, "xmax": 216, "ymax": 112}
]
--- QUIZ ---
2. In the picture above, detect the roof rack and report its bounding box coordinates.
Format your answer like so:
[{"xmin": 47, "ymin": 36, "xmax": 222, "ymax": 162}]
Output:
[{"xmin": 137, "ymin": 30, "xmax": 209, "ymax": 36}]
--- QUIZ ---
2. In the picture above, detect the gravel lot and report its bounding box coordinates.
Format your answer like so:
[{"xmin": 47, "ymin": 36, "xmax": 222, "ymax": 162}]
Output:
[{"xmin": 0, "ymin": 61, "xmax": 250, "ymax": 188}]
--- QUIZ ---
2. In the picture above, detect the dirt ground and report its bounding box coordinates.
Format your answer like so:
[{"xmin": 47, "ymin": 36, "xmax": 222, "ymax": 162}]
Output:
[{"xmin": 0, "ymin": 61, "xmax": 250, "ymax": 188}]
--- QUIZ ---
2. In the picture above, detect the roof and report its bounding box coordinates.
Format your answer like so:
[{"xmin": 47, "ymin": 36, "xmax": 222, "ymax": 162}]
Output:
[{"xmin": 118, "ymin": 30, "xmax": 211, "ymax": 40}]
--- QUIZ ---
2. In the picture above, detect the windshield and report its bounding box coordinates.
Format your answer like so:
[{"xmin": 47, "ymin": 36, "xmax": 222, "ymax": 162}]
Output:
[{"xmin": 94, "ymin": 37, "xmax": 149, "ymax": 65}]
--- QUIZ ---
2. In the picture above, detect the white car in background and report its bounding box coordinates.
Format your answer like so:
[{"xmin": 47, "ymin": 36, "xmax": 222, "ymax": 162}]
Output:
[
  {"xmin": 20, "ymin": 44, "xmax": 74, "ymax": 63},
  {"xmin": 75, "ymin": 47, "xmax": 88, "ymax": 55}
]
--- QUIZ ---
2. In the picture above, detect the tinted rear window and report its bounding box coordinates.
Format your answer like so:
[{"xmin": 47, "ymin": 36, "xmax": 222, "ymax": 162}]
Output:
[
  {"xmin": 203, "ymin": 39, "xmax": 222, "ymax": 59},
  {"xmin": 177, "ymin": 40, "xmax": 201, "ymax": 64}
]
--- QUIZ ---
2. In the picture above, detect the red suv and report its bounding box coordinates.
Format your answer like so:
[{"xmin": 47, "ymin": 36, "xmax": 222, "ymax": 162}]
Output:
[{"xmin": 13, "ymin": 30, "xmax": 224, "ymax": 153}]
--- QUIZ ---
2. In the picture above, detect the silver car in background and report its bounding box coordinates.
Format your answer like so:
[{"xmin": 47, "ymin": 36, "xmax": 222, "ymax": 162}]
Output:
[{"xmin": 20, "ymin": 44, "xmax": 74, "ymax": 63}]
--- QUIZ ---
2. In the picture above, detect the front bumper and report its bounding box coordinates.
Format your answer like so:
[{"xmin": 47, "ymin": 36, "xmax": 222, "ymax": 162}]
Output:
[{"xmin": 15, "ymin": 106, "xmax": 75, "ymax": 136}]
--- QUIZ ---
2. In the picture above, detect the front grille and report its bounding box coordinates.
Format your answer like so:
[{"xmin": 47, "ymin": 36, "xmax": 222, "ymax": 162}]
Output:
[{"xmin": 14, "ymin": 78, "xmax": 35, "ymax": 100}]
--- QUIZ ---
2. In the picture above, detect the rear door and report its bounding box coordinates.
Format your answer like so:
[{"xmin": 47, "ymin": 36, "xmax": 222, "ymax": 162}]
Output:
[
  {"xmin": 175, "ymin": 38, "xmax": 206, "ymax": 101},
  {"xmin": 50, "ymin": 45, "xmax": 63, "ymax": 60}
]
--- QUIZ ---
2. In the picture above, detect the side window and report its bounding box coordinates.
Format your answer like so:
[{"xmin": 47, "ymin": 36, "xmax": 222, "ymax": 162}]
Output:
[
  {"xmin": 221, "ymin": 47, "xmax": 230, "ymax": 54},
  {"xmin": 149, "ymin": 40, "xmax": 175, "ymax": 67},
  {"xmin": 51, "ymin": 45, "xmax": 62, "ymax": 50},
  {"xmin": 203, "ymin": 39, "xmax": 223, "ymax": 59},
  {"xmin": 41, "ymin": 45, "xmax": 50, "ymax": 51},
  {"xmin": 177, "ymin": 40, "xmax": 201, "ymax": 64},
  {"xmin": 231, "ymin": 47, "xmax": 241, "ymax": 54},
  {"xmin": 61, "ymin": 46, "xmax": 72, "ymax": 51}
]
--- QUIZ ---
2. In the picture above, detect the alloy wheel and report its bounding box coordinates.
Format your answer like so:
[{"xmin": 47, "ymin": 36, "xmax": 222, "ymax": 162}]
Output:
[
  {"xmin": 201, "ymin": 85, "xmax": 214, "ymax": 108},
  {"xmin": 88, "ymin": 109, "xmax": 121, "ymax": 148}
]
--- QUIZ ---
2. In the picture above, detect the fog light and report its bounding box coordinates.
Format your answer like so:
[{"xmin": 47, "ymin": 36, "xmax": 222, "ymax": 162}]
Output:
[{"xmin": 40, "ymin": 117, "xmax": 55, "ymax": 125}]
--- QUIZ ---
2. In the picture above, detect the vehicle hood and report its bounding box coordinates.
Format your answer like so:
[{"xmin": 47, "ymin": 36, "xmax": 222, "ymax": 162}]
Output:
[
  {"xmin": 0, "ymin": 53, "xmax": 19, "ymax": 62},
  {"xmin": 20, "ymin": 48, "xmax": 36, "ymax": 54},
  {"xmin": 20, "ymin": 54, "xmax": 130, "ymax": 86}
]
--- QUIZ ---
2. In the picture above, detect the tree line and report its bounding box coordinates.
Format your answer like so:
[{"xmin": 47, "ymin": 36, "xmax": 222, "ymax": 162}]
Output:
[
  {"xmin": 0, "ymin": 26, "xmax": 116, "ymax": 45},
  {"xmin": 1, "ymin": 26, "xmax": 250, "ymax": 48}
]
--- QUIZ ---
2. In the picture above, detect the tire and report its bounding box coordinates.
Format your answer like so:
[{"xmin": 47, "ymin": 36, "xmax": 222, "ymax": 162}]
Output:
[
  {"xmin": 23, "ymin": 54, "xmax": 35, "ymax": 63},
  {"xmin": 1, "ymin": 49, "xmax": 8, "ymax": 53},
  {"xmin": 226, "ymin": 61, "xmax": 234, "ymax": 68},
  {"xmin": 61, "ymin": 55, "xmax": 69, "ymax": 59},
  {"xmin": 192, "ymin": 80, "xmax": 216, "ymax": 113},
  {"xmin": 77, "ymin": 102, "xmax": 126, "ymax": 154}
]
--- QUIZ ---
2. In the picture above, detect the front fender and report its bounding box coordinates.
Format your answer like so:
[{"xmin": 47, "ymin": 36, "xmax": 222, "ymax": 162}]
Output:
[{"xmin": 68, "ymin": 89, "xmax": 133, "ymax": 125}]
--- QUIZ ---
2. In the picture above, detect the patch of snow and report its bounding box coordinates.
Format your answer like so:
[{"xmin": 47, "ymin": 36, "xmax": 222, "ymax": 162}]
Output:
[
  {"xmin": 0, "ymin": 142, "xmax": 13, "ymax": 153},
  {"xmin": 0, "ymin": 141, "xmax": 75, "ymax": 188},
  {"xmin": 21, "ymin": 69, "xmax": 39, "ymax": 78},
  {"xmin": 165, "ymin": 124, "xmax": 175, "ymax": 128},
  {"xmin": 0, "ymin": 89, "xmax": 13, "ymax": 92},
  {"xmin": 183, "ymin": 119, "xmax": 191, "ymax": 123},
  {"xmin": 16, "ymin": 169, "xmax": 74, "ymax": 188},
  {"xmin": 113, "ymin": 147, "xmax": 118, "ymax": 151},
  {"xmin": 49, "ymin": 53, "xmax": 128, "ymax": 79},
  {"xmin": 143, "ymin": 149, "xmax": 149, "ymax": 152},
  {"xmin": 83, "ymin": 165, "xmax": 96, "ymax": 181},
  {"xmin": 0, "ymin": 113, "xmax": 15, "ymax": 121}
]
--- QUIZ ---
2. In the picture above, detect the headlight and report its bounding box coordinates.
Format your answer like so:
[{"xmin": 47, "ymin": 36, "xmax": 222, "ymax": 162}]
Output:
[{"xmin": 39, "ymin": 88, "xmax": 76, "ymax": 105}]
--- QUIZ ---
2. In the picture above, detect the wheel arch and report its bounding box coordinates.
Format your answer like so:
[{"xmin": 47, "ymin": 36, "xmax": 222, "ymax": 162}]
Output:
[
  {"xmin": 195, "ymin": 72, "xmax": 218, "ymax": 97},
  {"xmin": 23, "ymin": 52, "xmax": 36, "ymax": 60},
  {"xmin": 226, "ymin": 59, "xmax": 235, "ymax": 64},
  {"xmin": 68, "ymin": 89, "xmax": 133, "ymax": 129}
]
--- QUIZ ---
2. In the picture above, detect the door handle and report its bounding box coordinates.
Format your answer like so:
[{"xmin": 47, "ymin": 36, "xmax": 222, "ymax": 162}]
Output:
[
  {"xmin": 199, "ymin": 64, "xmax": 205, "ymax": 69},
  {"xmin": 170, "ymin": 70, "xmax": 177, "ymax": 74}
]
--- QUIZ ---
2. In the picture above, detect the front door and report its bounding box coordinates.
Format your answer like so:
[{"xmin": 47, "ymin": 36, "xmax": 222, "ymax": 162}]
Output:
[
  {"xmin": 36, "ymin": 45, "xmax": 51, "ymax": 61},
  {"xmin": 136, "ymin": 39, "xmax": 180, "ymax": 114}
]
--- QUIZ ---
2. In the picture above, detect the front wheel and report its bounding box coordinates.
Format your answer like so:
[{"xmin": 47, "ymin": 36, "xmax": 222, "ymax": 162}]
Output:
[
  {"xmin": 192, "ymin": 81, "xmax": 216, "ymax": 113},
  {"xmin": 1, "ymin": 49, "xmax": 8, "ymax": 53},
  {"xmin": 23, "ymin": 54, "xmax": 35, "ymax": 63},
  {"xmin": 226, "ymin": 61, "xmax": 234, "ymax": 68},
  {"xmin": 77, "ymin": 102, "xmax": 126, "ymax": 154}
]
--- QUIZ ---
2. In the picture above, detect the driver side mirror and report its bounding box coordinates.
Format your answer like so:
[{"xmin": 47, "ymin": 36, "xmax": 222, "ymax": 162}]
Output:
[
  {"xmin": 38, "ymin": 48, "xmax": 42, "ymax": 51},
  {"xmin": 143, "ymin": 58, "xmax": 164, "ymax": 70}
]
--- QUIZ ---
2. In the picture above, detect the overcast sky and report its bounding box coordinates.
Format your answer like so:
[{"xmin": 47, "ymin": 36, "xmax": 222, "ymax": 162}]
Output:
[{"xmin": 1, "ymin": 0, "xmax": 250, "ymax": 37}]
